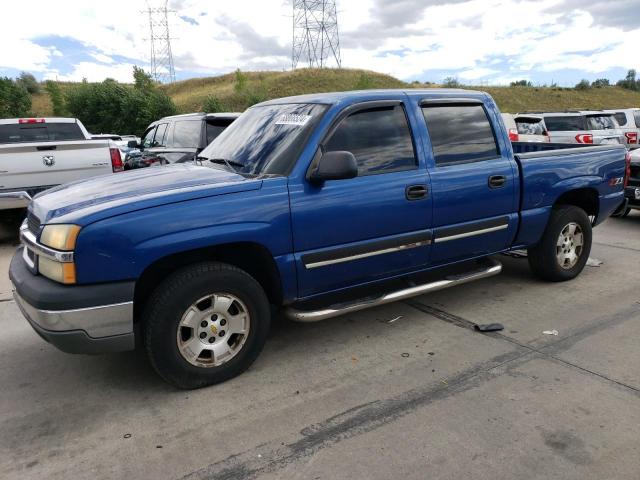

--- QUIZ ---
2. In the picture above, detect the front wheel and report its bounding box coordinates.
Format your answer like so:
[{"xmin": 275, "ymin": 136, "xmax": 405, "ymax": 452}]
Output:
[
  {"xmin": 527, "ymin": 205, "xmax": 592, "ymax": 282},
  {"xmin": 143, "ymin": 262, "xmax": 271, "ymax": 389}
]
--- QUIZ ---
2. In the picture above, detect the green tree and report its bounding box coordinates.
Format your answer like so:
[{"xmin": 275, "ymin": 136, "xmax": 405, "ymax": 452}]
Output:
[
  {"xmin": 17, "ymin": 72, "xmax": 40, "ymax": 94},
  {"xmin": 442, "ymin": 77, "xmax": 461, "ymax": 88},
  {"xmin": 591, "ymin": 78, "xmax": 610, "ymax": 88},
  {"xmin": 575, "ymin": 79, "xmax": 590, "ymax": 90},
  {"xmin": 510, "ymin": 79, "xmax": 532, "ymax": 87},
  {"xmin": 0, "ymin": 77, "xmax": 31, "ymax": 117},
  {"xmin": 45, "ymin": 80, "xmax": 67, "ymax": 116},
  {"xmin": 617, "ymin": 69, "xmax": 638, "ymax": 90},
  {"xmin": 65, "ymin": 67, "xmax": 176, "ymax": 135}
]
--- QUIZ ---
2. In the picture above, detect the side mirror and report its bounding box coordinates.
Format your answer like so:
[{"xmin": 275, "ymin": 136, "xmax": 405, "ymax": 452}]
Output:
[
  {"xmin": 127, "ymin": 140, "xmax": 139, "ymax": 149},
  {"xmin": 309, "ymin": 151, "xmax": 358, "ymax": 183}
]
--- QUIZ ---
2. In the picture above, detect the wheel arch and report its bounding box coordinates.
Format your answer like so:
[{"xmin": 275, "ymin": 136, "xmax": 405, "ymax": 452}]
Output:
[
  {"xmin": 553, "ymin": 187, "xmax": 599, "ymax": 219},
  {"xmin": 133, "ymin": 242, "xmax": 283, "ymax": 321}
]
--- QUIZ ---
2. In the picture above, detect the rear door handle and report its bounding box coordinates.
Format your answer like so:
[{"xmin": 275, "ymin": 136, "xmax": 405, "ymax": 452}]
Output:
[
  {"xmin": 406, "ymin": 184, "xmax": 428, "ymax": 200},
  {"xmin": 488, "ymin": 175, "xmax": 507, "ymax": 189}
]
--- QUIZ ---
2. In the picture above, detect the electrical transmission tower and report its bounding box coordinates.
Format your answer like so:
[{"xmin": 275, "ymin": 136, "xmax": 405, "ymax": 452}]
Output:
[
  {"xmin": 145, "ymin": 0, "xmax": 176, "ymax": 83},
  {"xmin": 292, "ymin": 0, "xmax": 342, "ymax": 69}
]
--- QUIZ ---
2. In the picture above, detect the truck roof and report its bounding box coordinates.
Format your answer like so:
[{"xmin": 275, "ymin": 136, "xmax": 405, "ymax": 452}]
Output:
[
  {"xmin": 259, "ymin": 88, "xmax": 486, "ymax": 106},
  {"xmin": 155, "ymin": 112, "xmax": 241, "ymax": 122}
]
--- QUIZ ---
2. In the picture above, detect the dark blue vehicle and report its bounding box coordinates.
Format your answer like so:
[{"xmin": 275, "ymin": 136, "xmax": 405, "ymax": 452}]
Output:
[{"xmin": 10, "ymin": 89, "xmax": 628, "ymax": 388}]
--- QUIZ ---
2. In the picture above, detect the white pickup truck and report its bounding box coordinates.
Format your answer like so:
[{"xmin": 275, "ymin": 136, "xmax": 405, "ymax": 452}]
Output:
[{"xmin": 0, "ymin": 118, "xmax": 124, "ymax": 210}]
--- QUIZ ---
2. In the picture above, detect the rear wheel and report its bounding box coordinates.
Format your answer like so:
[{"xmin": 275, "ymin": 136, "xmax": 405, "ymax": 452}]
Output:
[
  {"xmin": 528, "ymin": 205, "xmax": 592, "ymax": 282},
  {"xmin": 143, "ymin": 262, "xmax": 270, "ymax": 389}
]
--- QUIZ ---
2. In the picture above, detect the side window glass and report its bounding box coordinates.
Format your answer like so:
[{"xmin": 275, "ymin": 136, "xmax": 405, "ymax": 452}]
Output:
[
  {"xmin": 142, "ymin": 127, "xmax": 157, "ymax": 148},
  {"xmin": 154, "ymin": 123, "xmax": 168, "ymax": 147},
  {"xmin": 171, "ymin": 120, "xmax": 202, "ymax": 148},
  {"xmin": 421, "ymin": 105, "xmax": 499, "ymax": 166},
  {"xmin": 614, "ymin": 113, "xmax": 627, "ymax": 126},
  {"xmin": 325, "ymin": 105, "xmax": 416, "ymax": 176}
]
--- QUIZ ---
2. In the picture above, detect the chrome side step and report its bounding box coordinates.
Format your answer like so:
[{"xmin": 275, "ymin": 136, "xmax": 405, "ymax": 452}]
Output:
[{"xmin": 284, "ymin": 258, "xmax": 502, "ymax": 323}]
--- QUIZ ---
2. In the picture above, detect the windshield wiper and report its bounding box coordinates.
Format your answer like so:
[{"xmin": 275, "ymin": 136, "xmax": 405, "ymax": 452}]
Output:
[{"xmin": 207, "ymin": 157, "xmax": 244, "ymax": 173}]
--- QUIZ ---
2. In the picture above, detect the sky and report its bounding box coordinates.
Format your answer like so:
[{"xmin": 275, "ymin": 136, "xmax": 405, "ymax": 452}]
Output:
[{"xmin": 1, "ymin": 0, "xmax": 639, "ymax": 86}]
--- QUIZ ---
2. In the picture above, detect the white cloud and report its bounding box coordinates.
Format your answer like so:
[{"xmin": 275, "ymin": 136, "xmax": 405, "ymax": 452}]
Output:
[{"xmin": 0, "ymin": 0, "xmax": 639, "ymax": 85}]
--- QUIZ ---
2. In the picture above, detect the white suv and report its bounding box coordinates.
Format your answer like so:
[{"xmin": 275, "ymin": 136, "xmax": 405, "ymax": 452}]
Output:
[
  {"xmin": 538, "ymin": 111, "xmax": 624, "ymax": 145},
  {"xmin": 604, "ymin": 109, "xmax": 640, "ymax": 149}
]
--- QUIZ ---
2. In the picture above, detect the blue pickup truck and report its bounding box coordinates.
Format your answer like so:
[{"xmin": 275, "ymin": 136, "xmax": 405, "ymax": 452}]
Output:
[{"xmin": 10, "ymin": 89, "xmax": 628, "ymax": 388}]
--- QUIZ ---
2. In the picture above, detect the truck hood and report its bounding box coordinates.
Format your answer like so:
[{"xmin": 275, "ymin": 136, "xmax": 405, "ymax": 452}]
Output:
[{"xmin": 31, "ymin": 164, "xmax": 262, "ymax": 225}]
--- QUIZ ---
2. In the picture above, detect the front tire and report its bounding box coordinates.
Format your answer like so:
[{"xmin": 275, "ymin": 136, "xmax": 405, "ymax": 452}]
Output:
[
  {"xmin": 143, "ymin": 262, "xmax": 271, "ymax": 389},
  {"xmin": 527, "ymin": 205, "xmax": 592, "ymax": 282}
]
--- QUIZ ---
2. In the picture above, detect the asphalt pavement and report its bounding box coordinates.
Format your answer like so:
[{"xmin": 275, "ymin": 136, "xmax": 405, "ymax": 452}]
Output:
[{"xmin": 0, "ymin": 212, "xmax": 638, "ymax": 480}]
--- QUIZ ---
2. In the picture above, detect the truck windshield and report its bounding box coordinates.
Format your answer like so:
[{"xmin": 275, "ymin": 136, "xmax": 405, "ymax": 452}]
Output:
[
  {"xmin": 0, "ymin": 122, "xmax": 85, "ymax": 144},
  {"xmin": 198, "ymin": 103, "xmax": 327, "ymax": 175}
]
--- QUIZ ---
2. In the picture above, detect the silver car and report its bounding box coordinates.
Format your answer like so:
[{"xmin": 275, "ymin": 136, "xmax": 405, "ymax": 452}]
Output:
[{"xmin": 535, "ymin": 111, "xmax": 624, "ymax": 145}]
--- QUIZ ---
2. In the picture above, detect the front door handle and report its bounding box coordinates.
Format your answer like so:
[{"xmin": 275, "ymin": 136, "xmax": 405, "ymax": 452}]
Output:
[
  {"xmin": 406, "ymin": 184, "xmax": 428, "ymax": 200},
  {"xmin": 488, "ymin": 175, "xmax": 507, "ymax": 189}
]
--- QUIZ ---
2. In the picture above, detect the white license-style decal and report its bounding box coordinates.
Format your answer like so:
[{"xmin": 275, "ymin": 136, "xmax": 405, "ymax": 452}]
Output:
[{"xmin": 275, "ymin": 114, "xmax": 312, "ymax": 126}]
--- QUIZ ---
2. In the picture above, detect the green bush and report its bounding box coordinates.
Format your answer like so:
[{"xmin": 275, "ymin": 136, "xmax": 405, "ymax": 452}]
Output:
[
  {"xmin": 0, "ymin": 77, "xmax": 31, "ymax": 117},
  {"xmin": 17, "ymin": 72, "xmax": 40, "ymax": 94},
  {"xmin": 443, "ymin": 77, "xmax": 461, "ymax": 88},
  {"xmin": 65, "ymin": 67, "xmax": 176, "ymax": 135},
  {"xmin": 202, "ymin": 95, "xmax": 225, "ymax": 113},
  {"xmin": 355, "ymin": 72, "xmax": 374, "ymax": 90},
  {"xmin": 510, "ymin": 79, "xmax": 532, "ymax": 87}
]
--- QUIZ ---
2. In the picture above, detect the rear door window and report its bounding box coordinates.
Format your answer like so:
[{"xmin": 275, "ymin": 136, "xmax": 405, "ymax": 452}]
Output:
[
  {"xmin": 544, "ymin": 116, "xmax": 586, "ymax": 131},
  {"xmin": 634, "ymin": 111, "xmax": 640, "ymax": 128},
  {"xmin": 170, "ymin": 120, "xmax": 202, "ymax": 148},
  {"xmin": 0, "ymin": 122, "xmax": 85, "ymax": 143},
  {"xmin": 515, "ymin": 118, "xmax": 545, "ymax": 135},
  {"xmin": 205, "ymin": 119, "xmax": 232, "ymax": 145},
  {"xmin": 325, "ymin": 104, "xmax": 417, "ymax": 176},
  {"xmin": 421, "ymin": 105, "xmax": 499, "ymax": 166},
  {"xmin": 586, "ymin": 115, "xmax": 617, "ymax": 130}
]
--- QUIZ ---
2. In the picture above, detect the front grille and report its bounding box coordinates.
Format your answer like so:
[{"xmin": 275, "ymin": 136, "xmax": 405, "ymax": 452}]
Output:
[{"xmin": 27, "ymin": 212, "xmax": 41, "ymax": 235}]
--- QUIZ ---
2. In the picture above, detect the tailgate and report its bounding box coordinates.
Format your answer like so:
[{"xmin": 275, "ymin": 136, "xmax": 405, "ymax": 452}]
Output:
[{"xmin": 0, "ymin": 140, "xmax": 113, "ymax": 190}]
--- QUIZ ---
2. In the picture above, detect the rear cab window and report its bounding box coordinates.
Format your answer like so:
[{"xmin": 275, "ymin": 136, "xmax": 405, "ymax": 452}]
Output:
[
  {"xmin": 0, "ymin": 122, "xmax": 85, "ymax": 144},
  {"xmin": 324, "ymin": 104, "xmax": 417, "ymax": 176},
  {"xmin": 543, "ymin": 116, "xmax": 587, "ymax": 131},
  {"xmin": 421, "ymin": 104, "xmax": 499, "ymax": 166}
]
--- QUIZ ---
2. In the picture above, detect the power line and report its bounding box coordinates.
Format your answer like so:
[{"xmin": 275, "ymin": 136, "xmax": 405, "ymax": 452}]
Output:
[
  {"xmin": 292, "ymin": 0, "xmax": 342, "ymax": 69},
  {"xmin": 145, "ymin": 0, "xmax": 176, "ymax": 83}
]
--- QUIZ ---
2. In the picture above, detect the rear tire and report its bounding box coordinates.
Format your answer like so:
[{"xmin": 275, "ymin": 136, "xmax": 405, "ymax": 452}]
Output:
[
  {"xmin": 527, "ymin": 205, "xmax": 592, "ymax": 282},
  {"xmin": 143, "ymin": 262, "xmax": 271, "ymax": 389}
]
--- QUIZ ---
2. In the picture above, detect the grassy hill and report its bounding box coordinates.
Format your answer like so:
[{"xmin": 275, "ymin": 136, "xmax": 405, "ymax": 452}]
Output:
[{"xmin": 29, "ymin": 68, "xmax": 640, "ymax": 116}]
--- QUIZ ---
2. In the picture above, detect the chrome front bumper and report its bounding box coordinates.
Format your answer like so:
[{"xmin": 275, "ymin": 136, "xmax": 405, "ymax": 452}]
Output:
[{"xmin": 13, "ymin": 290, "xmax": 135, "ymax": 354}]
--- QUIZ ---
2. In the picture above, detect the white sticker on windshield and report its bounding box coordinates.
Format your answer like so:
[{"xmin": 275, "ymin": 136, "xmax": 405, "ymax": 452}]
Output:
[{"xmin": 275, "ymin": 114, "xmax": 312, "ymax": 126}]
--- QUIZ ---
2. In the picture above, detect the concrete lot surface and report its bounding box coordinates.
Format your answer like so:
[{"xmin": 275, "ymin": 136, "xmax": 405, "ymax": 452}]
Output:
[{"xmin": 0, "ymin": 213, "xmax": 638, "ymax": 480}]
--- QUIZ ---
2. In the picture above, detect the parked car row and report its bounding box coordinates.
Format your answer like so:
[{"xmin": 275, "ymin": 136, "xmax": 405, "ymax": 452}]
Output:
[
  {"xmin": 502, "ymin": 108, "xmax": 640, "ymax": 149},
  {"xmin": 123, "ymin": 112, "xmax": 239, "ymax": 170},
  {"xmin": 9, "ymin": 88, "xmax": 630, "ymax": 388}
]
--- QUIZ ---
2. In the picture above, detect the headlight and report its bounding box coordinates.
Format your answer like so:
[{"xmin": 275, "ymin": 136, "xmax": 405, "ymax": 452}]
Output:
[
  {"xmin": 39, "ymin": 257, "xmax": 76, "ymax": 284},
  {"xmin": 40, "ymin": 224, "xmax": 81, "ymax": 251}
]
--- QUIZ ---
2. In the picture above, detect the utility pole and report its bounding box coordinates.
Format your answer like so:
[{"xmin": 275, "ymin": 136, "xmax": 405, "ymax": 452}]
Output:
[{"xmin": 292, "ymin": 0, "xmax": 342, "ymax": 69}]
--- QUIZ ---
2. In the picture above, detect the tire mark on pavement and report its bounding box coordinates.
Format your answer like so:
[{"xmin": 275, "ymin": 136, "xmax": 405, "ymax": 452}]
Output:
[{"xmin": 180, "ymin": 347, "xmax": 531, "ymax": 480}]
